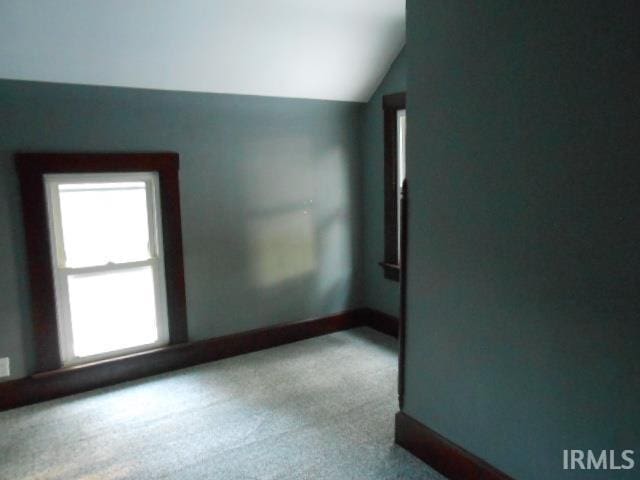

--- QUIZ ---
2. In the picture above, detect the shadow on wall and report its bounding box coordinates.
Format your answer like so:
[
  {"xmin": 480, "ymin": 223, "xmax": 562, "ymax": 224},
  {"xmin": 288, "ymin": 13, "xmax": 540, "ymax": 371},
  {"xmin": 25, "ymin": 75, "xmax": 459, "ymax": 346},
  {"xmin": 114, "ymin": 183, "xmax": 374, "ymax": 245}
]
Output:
[{"xmin": 0, "ymin": 153, "xmax": 35, "ymax": 378}]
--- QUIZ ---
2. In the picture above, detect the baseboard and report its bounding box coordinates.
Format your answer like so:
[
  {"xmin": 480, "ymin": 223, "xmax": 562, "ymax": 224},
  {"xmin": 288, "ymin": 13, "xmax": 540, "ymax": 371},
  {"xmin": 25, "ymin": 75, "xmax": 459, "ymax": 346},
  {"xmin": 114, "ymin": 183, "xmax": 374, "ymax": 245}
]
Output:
[
  {"xmin": 395, "ymin": 411, "xmax": 515, "ymax": 480},
  {"xmin": 360, "ymin": 308, "xmax": 399, "ymax": 338},
  {"xmin": 0, "ymin": 309, "xmax": 365, "ymax": 411}
]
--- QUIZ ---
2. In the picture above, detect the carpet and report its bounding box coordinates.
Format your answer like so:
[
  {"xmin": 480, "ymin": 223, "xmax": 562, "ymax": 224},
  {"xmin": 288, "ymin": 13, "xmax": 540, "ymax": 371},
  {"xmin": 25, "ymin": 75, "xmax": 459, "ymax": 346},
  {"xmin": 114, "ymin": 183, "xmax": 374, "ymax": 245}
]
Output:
[{"xmin": 0, "ymin": 327, "xmax": 445, "ymax": 479}]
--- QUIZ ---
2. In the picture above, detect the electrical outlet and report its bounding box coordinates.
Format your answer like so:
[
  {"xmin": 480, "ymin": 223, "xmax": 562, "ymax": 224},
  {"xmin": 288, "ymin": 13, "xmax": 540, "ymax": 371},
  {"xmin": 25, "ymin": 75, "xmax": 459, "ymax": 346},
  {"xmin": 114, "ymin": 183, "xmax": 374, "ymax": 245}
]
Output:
[{"xmin": 0, "ymin": 357, "xmax": 10, "ymax": 378}]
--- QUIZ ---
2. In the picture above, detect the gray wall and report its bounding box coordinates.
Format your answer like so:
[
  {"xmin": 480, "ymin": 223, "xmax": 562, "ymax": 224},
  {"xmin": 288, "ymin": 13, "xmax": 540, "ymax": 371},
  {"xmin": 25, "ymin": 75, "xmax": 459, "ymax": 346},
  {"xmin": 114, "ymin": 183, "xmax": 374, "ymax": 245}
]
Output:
[
  {"xmin": 360, "ymin": 48, "xmax": 406, "ymax": 316},
  {"xmin": 405, "ymin": 1, "xmax": 639, "ymax": 479},
  {"xmin": 0, "ymin": 80, "xmax": 363, "ymax": 381}
]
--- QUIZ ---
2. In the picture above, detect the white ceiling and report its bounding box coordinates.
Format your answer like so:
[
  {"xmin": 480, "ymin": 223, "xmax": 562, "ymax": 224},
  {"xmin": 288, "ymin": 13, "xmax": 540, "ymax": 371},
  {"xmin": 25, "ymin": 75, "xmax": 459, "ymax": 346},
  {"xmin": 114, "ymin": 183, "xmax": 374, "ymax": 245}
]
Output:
[{"xmin": 0, "ymin": 0, "xmax": 405, "ymax": 103}]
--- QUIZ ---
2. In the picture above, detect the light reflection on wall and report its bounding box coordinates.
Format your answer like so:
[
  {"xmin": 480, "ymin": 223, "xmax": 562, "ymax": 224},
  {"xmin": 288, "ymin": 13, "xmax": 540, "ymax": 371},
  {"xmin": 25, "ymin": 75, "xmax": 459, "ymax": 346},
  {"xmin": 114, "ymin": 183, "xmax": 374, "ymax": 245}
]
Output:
[
  {"xmin": 241, "ymin": 128, "xmax": 354, "ymax": 295},
  {"xmin": 248, "ymin": 210, "xmax": 316, "ymax": 287},
  {"xmin": 243, "ymin": 134, "xmax": 318, "ymax": 288},
  {"xmin": 313, "ymin": 145, "xmax": 352, "ymax": 305}
]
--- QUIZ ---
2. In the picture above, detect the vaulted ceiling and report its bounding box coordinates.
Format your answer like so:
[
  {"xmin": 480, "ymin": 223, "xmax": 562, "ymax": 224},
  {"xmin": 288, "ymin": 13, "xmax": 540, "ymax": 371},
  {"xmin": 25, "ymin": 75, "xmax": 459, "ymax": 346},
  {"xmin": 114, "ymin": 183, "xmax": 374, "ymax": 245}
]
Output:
[{"xmin": 0, "ymin": 0, "xmax": 405, "ymax": 102}]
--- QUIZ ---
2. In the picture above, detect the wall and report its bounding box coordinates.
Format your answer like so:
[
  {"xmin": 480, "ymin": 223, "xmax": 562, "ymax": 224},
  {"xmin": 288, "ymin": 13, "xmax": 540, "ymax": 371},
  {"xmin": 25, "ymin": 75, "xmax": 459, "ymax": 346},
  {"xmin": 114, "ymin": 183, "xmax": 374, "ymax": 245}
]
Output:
[
  {"xmin": 0, "ymin": 80, "xmax": 362, "ymax": 381},
  {"xmin": 404, "ymin": 1, "xmax": 639, "ymax": 479},
  {"xmin": 360, "ymin": 47, "xmax": 406, "ymax": 316}
]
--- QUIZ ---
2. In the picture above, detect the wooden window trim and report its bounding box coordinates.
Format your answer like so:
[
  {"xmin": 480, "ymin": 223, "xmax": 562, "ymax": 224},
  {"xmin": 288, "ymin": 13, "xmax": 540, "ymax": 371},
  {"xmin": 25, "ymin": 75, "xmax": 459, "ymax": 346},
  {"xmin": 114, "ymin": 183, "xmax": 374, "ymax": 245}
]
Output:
[
  {"xmin": 15, "ymin": 152, "xmax": 188, "ymax": 373},
  {"xmin": 380, "ymin": 92, "xmax": 406, "ymax": 281}
]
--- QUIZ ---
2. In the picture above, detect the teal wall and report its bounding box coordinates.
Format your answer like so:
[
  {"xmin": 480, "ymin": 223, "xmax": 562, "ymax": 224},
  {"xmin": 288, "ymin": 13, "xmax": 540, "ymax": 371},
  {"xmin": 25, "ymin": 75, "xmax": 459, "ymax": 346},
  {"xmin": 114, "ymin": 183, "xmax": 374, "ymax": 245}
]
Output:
[
  {"xmin": 405, "ymin": 1, "xmax": 639, "ymax": 479},
  {"xmin": 0, "ymin": 80, "xmax": 363, "ymax": 381},
  {"xmin": 360, "ymin": 48, "xmax": 406, "ymax": 316}
]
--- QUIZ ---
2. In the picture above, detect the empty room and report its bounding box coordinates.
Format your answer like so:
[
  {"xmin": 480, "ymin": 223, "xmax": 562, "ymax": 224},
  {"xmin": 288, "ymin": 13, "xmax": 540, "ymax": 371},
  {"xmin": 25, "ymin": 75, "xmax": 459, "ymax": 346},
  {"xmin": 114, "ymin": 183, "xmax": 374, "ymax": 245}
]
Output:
[{"xmin": 0, "ymin": 1, "xmax": 638, "ymax": 479}]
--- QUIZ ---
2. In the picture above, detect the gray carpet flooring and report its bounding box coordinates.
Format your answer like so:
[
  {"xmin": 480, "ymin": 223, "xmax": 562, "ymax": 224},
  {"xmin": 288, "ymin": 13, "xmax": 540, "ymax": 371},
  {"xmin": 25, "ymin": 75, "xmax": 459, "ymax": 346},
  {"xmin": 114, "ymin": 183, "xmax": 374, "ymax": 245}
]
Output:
[{"xmin": 0, "ymin": 327, "xmax": 445, "ymax": 480}]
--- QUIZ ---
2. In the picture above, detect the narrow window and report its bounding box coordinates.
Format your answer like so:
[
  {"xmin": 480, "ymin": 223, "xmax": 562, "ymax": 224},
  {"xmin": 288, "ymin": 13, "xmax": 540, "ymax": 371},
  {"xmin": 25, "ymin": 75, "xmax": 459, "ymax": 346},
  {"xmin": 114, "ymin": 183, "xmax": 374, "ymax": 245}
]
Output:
[
  {"xmin": 16, "ymin": 153, "xmax": 188, "ymax": 372},
  {"xmin": 396, "ymin": 108, "xmax": 407, "ymax": 258},
  {"xmin": 45, "ymin": 173, "xmax": 169, "ymax": 364},
  {"xmin": 380, "ymin": 92, "xmax": 407, "ymax": 281}
]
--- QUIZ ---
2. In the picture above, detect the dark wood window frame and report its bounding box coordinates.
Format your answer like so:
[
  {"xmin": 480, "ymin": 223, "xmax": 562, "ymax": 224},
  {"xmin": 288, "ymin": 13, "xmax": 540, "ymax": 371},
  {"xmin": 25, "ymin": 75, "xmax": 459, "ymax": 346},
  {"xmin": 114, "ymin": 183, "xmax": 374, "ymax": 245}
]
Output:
[
  {"xmin": 15, "ymin": 152, "xmax": 188, "ymax": 373},
  {"xmin": 380, "ymin": 92, "xmax": 406, "ymax": 281}
]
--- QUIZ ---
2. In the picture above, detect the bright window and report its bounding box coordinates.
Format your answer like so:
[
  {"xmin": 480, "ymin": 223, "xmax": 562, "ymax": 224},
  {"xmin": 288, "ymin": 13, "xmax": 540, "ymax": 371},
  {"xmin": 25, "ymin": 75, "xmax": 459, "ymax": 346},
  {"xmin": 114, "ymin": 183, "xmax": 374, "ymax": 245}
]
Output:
[
  {"xmin": 397, "ymin": 109, "xmax": 407, "ymax": 256},
  {"xmin": 381, "ymin": 92, "xmax": 406, "ymax": 281},
  {"xmin": 45, "ymin": 172, "xmax": 169, "ymax": 365}
]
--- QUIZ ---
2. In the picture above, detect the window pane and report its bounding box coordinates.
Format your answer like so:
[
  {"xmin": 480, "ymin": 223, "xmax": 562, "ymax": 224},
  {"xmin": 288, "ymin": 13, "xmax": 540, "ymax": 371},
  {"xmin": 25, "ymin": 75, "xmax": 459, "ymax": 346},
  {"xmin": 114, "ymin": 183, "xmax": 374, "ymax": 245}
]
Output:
[
  {"xmin": 67, "ymin": 266, "xmax": 160, "ymax": 358},
  {"xmin": 397, "ymin": 109, "xmax": 407, "ymax": 186},
  {"xmin": 58, "ymin": 181, "xmax": 151, "ymax": 267},
  {"xmin": 397, "ymin": 109, "xmax": 407, "ymax": 257}
]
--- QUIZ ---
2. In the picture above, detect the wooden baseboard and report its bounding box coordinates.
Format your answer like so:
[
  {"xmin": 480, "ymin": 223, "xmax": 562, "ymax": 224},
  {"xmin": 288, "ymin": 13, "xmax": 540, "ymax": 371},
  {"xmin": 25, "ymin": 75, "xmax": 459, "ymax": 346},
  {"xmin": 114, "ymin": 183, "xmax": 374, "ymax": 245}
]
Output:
[
  {"xmin": 395, "ymin": 412, "xmax": 514, "ymax": 480},
  {"xmin": 0, "ymin": 310, "xmax": 365, "ymax": 411},
  {"xmin": 360, "ymin": 308, "xmax": 399, "ymax": 338}
]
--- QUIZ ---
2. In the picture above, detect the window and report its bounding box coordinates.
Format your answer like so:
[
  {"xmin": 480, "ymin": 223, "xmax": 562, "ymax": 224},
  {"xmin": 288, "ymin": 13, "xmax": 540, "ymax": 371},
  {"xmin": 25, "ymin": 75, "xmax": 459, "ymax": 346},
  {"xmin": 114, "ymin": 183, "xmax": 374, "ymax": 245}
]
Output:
[
  {"xmin": 380, "ymin": 92, "xmax": 407, "ymax": 281},
  {"xmin": 396, "ymin": 108, "xmax": 407, "ymax": 255},
  {"xmin": 45, "ymin": 173, "xmax": 169, "ymax": 364},
  {"xmin": 16, "ymin": 153, "xmax": 188, "ymax": 372}
]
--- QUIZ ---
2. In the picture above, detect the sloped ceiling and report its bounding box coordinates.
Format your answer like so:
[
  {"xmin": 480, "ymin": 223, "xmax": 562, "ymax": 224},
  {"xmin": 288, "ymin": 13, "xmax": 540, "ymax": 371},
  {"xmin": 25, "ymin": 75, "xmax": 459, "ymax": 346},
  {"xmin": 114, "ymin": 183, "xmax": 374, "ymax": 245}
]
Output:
[{"xmin": 0, "ymin": 0, "xmax": 405, "ymax": 102}]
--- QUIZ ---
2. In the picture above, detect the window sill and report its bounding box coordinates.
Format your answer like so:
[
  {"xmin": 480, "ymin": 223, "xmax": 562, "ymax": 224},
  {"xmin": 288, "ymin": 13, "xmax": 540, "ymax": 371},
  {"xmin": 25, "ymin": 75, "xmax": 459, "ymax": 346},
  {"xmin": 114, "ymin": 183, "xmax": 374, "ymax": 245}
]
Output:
[
  {"xmin": 30, "ymin": 343, "xmax": 183, "ymax": 380},
  {"xmin": 379, "ymin": 261, "xmax": 400, "ymax": 281}
]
